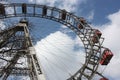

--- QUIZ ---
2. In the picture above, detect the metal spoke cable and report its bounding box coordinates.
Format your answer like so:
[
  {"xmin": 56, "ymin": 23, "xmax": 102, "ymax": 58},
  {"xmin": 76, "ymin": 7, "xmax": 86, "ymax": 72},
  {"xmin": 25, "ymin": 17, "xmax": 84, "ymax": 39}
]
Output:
[
  {"xmin": 32, "ymin": 33, "xmax": 85, "ymax": 70},
  {"xmin": 29, "ymin": 21, "xmax": 76, "ymax": 45},
  {"xmin": 37, "ymin": 57, "xmax": 54, "ymax": 80},
  {"xmin": 31, "ymin": 32, "xmax": 83, "ymax": 56},
  {"xmin": 35, "ymin": 40, "xmax": 85, "ymax": 65},
  {"xmin": 39, "ymin": 53, "xmax": 72, "ymax": 77},
  {"xmin": 37, "ymin": 41, "xmax": 84, "ymax": 67},
  {"xmin": 33, "ymin": 36, "xmax": 79, "ymax": 46},
  {"xmin": 34, "ymin": 34, "xmax": 85, "ymax": 58},
  {"xmin": 35, "ymin": 40, "xmax": 85, "ymax": 78},
  {"xmin": 35, "ymin": 43, "xmax": 83, "ymax": 73},
  {"xmin": 41, "ymin": 55, "xmax": 64, "ymax": 80},
  {"xmin": 38, "ymin": 48, "xmax": 74, "ymax": 76},
  {"xmin": 100, "ymin": 66, "xmax": 107, "ymax": 75}
]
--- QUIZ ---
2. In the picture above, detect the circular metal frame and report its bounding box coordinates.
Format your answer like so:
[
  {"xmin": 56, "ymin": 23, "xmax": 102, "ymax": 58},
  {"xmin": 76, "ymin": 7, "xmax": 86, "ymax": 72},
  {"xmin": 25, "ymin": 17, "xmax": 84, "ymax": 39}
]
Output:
[{"xmin": 0, "ymin": 3, "xmax": 105, "ymax": 80}]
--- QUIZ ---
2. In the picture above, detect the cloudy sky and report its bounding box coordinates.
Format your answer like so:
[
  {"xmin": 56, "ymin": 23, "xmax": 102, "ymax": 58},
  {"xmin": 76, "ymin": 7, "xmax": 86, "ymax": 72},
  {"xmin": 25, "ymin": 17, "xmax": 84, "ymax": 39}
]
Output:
[{"xmin": 0, "ymin": 0, "xmax": 120, "ymax": 80}]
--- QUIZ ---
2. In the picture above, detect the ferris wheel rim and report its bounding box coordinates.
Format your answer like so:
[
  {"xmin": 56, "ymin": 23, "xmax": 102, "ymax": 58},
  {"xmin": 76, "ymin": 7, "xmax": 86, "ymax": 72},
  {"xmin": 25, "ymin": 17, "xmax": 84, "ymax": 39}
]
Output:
[{"xmin": 0, "ymin": 3, "xmax": 104, "ymax": 80}]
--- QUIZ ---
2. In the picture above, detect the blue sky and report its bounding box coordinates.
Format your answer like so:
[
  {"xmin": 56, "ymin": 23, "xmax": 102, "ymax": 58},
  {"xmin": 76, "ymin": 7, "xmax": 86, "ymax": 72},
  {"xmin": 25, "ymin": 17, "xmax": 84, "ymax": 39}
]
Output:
[
  {"xmin": 75, "ymin": 0, "xmax": 120, "ymax": 25},
  {"xmin": 0, "ymin": 0, "xmax": 120, "ymax": 80}
]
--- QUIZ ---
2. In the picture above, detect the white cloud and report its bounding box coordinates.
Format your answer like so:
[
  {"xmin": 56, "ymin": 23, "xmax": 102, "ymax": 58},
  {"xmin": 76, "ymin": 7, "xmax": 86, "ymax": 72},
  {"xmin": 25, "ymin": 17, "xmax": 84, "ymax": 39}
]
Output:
[
  {"xmin": 29, "ymin": 0, "xmax": 57, "ymax": 6},
  {"xmin": 96, "ymin": 10, "xmax": 120, "ymax": 80},
  {"xmin": 58, "ymin": 0, "xmax": 78, "ymax": 12},
  {"xmin": 102, "ymin": 10, "xmax": 120, "ymax": 54},
  {"xmin": 28, "ymin": 0, "xmax": 86, "ymax": 12},
  {"xmin": 35, "ymin": 31, "xmax": 85, "ymax": 80},
  {"xmin": 87, "ymin": 10, "xmax": 94, "ymax": 21},
  {"xmin": 8, "ymin": 0, "xmax": 29, "ymax": 3}
]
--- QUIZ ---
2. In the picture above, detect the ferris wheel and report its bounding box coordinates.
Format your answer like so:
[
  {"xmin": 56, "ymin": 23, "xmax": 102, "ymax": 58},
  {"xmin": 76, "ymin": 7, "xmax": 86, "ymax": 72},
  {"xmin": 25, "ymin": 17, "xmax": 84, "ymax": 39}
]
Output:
[{"xmin": 0, "ymin": 3, "xmax": 113, "ymax": 80}]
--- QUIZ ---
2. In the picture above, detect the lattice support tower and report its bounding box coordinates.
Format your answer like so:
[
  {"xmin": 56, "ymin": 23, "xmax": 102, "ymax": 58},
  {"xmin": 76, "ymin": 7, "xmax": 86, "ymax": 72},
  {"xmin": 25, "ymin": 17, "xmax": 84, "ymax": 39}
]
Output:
[{"xmin": 0, "ymin": 19, "xmax": 46, "ymax": 80}]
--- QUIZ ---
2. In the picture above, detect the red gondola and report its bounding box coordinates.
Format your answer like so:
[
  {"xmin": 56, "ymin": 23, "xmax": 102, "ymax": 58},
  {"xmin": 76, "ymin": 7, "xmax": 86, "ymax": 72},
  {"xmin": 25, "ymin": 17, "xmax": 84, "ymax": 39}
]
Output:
[
  {"xmin": 42, "ymin": 6, "xmax": 47, "ymax": 16},
  {"xmin": 100, "ymin": 49, "xmax": 113, "ymax": 65},
  {"xmin": 92, "ymin": 29, "xmax": 102, "ymax": 43},
  {"xmin": 78, "ymin": 24, "xmax": 83, "ymax": 29},
  {"xmin": 22, "ymin": 3, "xmax": 27, "ymax": 14},
  {"xmin": 100, "ymin": 78, "xmax": 108, "ymax": 80},
  {"xmin": 80, "ymin": 17, "xmax": 86, "ymax": 24},
  {"xmin": 0, "ymin": 4, "xmax": 5, "ymax": 15},
  {"xmin": 61, "ymin": 10, "xmax": 66, "ymax": 20}
]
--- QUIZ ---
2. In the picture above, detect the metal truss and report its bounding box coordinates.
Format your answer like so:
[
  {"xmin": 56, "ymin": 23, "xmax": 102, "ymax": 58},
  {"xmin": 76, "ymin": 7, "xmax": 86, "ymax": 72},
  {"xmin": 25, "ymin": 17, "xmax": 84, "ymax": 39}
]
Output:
[
  {"xmin": 0, "ymin": 3, "xmax": 108, "ymax": 80},
  {"xmin": 0, "ymin": 19, "xmax": 46, "ymax": 80}
]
